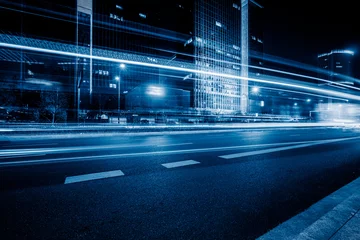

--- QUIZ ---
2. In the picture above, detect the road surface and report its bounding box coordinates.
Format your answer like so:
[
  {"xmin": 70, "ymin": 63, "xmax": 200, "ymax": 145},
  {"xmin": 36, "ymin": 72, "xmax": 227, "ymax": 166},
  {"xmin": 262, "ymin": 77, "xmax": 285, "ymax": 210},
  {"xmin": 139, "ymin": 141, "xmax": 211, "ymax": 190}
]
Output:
[{"xmin": 1, "ymin": 126, "xmax": 360, "ymax": 239}]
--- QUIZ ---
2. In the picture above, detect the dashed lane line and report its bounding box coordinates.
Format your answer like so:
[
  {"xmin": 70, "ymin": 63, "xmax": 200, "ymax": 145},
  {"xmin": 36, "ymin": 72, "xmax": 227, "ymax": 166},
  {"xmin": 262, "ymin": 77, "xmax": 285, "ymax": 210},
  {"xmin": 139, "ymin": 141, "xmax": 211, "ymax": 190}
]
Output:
[
  {"xmin": 161, "ymin": 160, "xmax": 200, "ymax": 168},
  {"xmin": 64, "ymin": 170, "xmax": 125, "ymax": 184}
]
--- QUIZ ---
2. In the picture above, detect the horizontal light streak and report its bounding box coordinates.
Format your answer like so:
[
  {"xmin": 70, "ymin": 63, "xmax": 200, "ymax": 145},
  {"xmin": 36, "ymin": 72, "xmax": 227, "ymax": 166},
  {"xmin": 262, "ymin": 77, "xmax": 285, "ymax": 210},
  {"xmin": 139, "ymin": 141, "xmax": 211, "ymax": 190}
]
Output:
[
  {"xmin": 1, "ymin": 42, "xmax": 360, "ymax": 102},
  {"xmin": 149, "ymin": 47, "xmax": 360, "ymax": 91}
]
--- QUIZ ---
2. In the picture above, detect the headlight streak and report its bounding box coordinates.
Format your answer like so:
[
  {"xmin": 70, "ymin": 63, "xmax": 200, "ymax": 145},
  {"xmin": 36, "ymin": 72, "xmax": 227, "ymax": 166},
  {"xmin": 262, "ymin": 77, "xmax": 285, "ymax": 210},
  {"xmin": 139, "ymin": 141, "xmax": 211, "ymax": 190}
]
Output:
[
  {"xmin": 148, "ymin": 47, "xmax": 360, "ymax": 91},
  {"xmin": 1, "ymin": 42, "xmax": 360, "ymax": 102}
]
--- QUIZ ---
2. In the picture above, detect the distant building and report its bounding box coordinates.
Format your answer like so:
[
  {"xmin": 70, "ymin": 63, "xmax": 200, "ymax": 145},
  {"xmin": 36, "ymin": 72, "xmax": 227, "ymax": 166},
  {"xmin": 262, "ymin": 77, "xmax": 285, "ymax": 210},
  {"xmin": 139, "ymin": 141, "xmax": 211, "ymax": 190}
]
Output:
[
  {"xmin": 317, "ymin": 49, "xmax": 355, "ymax": 87},
  {"xmin": 0, "ymin": 0, "xmax": 265, "ymax": 116}
]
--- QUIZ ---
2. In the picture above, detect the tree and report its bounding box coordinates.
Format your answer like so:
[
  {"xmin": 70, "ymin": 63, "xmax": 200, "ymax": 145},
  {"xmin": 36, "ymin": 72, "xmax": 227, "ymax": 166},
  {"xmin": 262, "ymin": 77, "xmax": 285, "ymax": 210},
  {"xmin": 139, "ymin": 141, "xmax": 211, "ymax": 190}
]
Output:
[{"xmin": 40, "ymin": 90, "xmax": 68, "ymax": 124}]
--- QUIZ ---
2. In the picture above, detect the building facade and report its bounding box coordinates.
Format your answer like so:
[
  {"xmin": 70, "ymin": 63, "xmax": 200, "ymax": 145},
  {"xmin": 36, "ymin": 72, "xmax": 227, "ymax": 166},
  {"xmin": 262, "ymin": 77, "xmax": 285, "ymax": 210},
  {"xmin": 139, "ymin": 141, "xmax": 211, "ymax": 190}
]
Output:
[
  {"xmin": 0, "ymin": 0, "xmax": 265, "ymax": 119},
  {"xmin": 317, "ymin": 49, "xmax": 355, "ymax": 86}
]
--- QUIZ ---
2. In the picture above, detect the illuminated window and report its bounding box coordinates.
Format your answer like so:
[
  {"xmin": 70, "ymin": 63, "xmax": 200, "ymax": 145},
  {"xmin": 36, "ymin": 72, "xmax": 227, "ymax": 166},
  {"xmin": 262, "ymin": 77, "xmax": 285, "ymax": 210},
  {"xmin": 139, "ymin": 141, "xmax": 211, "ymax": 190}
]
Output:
[
  {"xmin": 139, "ymin": 13, "xmax": 146, "ymax": 19},
  {"xmin": 232, "ymin": 45, "xmax": 240, "ymax": 50},
  {"xmin": 233, "ymin": 3, "xmax": 240, "ymax": 10},
  {"xmin": 184, "ymin": 38, "xmax": 193, "ymax": 46},
  {"xmin": 336, "ymin": 65, "xmax": 343, "ymax": 68},
  {"xmin": 251, "ymin": 36, "xmax": 256, "ymax": 41},
  {"xmin": 147, "ymin": 57, "xmax": 157, "ymax": 63},
  {"xmin": 257, "ymin": 38, "xmax": 263, "ymax": 44},
  {"xmin": 215, "ymin": 21, "xmax": 222, "ymax": 27},
  {"xmin": 116, "ymin": 5, "xmax": 123, "ymax": 10},
  {"xmin": 110, "ymin": 13, "xmax": 124, "ymax": 21}
]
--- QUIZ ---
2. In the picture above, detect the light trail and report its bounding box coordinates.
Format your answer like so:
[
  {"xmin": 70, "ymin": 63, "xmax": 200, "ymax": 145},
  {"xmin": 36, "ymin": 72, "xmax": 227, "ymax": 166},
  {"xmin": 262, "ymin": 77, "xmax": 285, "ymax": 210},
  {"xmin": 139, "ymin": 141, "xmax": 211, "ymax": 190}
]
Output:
[
  {"xmin": 1, "ymin": 42, "xmax": 360, "ymax": 102},
  {"xmin": 149, "ymin": 47, "xmax": 360, "ymax": 91},
  {"xmin": 136, "ymin": 70, "xmax": 349, "ymax": 102}
]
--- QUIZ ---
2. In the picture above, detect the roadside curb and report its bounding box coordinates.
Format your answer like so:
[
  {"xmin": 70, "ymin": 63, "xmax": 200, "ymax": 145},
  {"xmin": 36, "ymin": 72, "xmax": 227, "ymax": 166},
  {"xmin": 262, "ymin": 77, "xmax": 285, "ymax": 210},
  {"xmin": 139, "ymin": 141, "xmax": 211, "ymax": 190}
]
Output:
[{"xmin": 257, "ymin": 177, "xmax": 360, "ymax": 240}]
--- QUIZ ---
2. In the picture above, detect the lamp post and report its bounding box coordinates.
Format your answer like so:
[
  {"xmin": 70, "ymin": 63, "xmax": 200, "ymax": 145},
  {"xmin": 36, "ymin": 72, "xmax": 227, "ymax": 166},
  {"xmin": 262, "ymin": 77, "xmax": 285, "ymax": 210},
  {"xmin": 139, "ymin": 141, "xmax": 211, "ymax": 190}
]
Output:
[
  {"xmin": 115, "ymin": 63, "xmax": 126, "ymax": 124},
  {"xmin": 115, "ymin": 76, "xmax": 120, "ymax": 123}
]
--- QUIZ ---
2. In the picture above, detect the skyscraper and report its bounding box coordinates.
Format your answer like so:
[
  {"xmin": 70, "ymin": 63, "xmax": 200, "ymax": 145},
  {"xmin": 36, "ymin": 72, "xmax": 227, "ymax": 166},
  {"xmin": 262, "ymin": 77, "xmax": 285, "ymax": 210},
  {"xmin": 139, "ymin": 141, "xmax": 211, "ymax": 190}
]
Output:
[
  {"xmin": 0, "ymin": 0, "xmax": 264, "ymax": 116},
  {"xmin": 317, "ymin": 49, "xmax": 355, "ymax": 87}
]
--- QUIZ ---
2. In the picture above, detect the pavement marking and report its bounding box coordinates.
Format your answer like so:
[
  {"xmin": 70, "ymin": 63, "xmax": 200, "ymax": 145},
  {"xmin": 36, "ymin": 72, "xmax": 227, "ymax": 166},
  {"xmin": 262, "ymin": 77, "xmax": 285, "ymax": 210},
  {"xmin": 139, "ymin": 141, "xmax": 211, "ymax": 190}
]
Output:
[
  {"xmin": 162, "ymin": 160, "xmax": 200, "ymax": 168},
  {"xmin": 1, "ymin": 136, "xmax": 360, "ymax": 167},
  {"xmin": 64, "ymin": 170, "xmax": 125, "ymax": 184},
  {"xmin": 0, "ymin": 154, "xmax": 46, "ymax": 159},
  {"xmin": 156, "ymin": 143, "xmax": 193, "ymax": 147},
  {"xmin": 219, "ymin": 137, "xmax": 360, "ymax": 159},
  {"xmin": 0, "ymin": 142, "xmax": 192, "ymax": 157},
  {"xmin": 3, "ymin": 143, "xmax": 58, "ymax": 148}
]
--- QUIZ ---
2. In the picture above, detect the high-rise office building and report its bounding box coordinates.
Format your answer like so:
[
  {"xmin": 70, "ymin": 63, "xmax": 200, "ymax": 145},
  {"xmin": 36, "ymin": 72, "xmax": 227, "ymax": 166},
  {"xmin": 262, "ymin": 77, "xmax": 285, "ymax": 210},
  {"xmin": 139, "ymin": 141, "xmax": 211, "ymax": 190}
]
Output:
[
  {"xmin": 317, "ymin": 49, "xmax": 355, "ymax": 86},
  {"xmin": 0, "ymin": 0, "xmax": 264, "ymax": 115}
]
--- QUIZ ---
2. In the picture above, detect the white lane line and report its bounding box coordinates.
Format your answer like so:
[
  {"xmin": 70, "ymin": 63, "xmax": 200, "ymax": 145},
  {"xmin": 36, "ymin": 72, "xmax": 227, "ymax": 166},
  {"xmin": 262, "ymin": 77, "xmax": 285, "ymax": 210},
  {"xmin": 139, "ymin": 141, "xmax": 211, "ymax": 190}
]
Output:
[
  {"xmin": 2, "ymin": 136, "xmax": 360, "ymax": 167},
  {"xmin": 5, "ymin": 143, "xmax": 58, "ymax": 148},
  {"xmin": 156, "ymin": 143, "xmax": 193, "ymax": 147},
  {"xmin": 219, "ymin": 138, "xmax": 352, "ymax": 159},
  {"xmin": 162, "ymin": 160, "xmax": 200, "ymax": 168},
  {"xmin": 0, "ymin": 154, "xmax": 46, "ymax": 159},
  {"xmin": 0, "ymin": 142, "xmax": 191, "ymax": 156},
  {"xmin": 64, "ymin": 170, "xmax": 125, "ymax": 184}
]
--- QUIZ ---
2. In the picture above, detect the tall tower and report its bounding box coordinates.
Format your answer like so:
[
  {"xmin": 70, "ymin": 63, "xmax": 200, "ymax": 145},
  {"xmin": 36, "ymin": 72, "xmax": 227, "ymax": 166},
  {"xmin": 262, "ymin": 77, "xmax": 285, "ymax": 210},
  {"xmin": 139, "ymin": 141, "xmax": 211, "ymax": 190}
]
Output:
[
  {"xmin": 76, "ymin": 0, "xmax": 93, "ymax": 116},
  {"xmin": 240, "ymin": 0, "xmax": 249, "ymax": 114},
  {"xmin": 194, "ymin": 0, "xmax": 243, "ymax": 114},
  {"xmin": 317, "ymin": 49, "xmax": 355, "ymax": 86}
]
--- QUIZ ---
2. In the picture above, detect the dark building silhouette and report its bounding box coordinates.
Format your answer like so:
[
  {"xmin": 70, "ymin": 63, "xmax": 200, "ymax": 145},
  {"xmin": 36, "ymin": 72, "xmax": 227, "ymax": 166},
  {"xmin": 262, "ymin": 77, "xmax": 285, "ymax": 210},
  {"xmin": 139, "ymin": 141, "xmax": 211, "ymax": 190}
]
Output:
[{"xmin": 317, "ymin": 49, "xmax": 355, "ymax": 87}]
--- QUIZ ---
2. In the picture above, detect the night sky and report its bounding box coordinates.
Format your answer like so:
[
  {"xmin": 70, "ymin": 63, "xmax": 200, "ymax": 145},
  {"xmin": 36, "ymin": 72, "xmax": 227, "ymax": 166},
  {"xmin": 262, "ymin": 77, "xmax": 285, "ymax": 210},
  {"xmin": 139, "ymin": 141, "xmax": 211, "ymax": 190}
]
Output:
[{"xmin": 262, "ymin": 0, "xmax": 359, "ymax": 76}]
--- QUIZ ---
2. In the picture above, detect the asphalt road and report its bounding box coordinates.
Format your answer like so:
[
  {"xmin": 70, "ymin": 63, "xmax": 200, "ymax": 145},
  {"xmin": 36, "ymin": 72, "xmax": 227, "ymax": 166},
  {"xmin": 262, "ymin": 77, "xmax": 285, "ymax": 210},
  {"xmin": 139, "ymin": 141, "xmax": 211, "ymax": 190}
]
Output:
[{"xmin": 1, "ymin": 127, "xmax": 360, "ymax": 239}]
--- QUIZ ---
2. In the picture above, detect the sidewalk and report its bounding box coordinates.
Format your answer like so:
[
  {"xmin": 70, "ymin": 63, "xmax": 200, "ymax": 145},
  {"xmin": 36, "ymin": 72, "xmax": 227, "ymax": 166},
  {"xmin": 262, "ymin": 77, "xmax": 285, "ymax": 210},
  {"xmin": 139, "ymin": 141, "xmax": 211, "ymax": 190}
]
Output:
[{"xmin": 258, "ymin": 177, "xmax": 360, "ymax": 240}]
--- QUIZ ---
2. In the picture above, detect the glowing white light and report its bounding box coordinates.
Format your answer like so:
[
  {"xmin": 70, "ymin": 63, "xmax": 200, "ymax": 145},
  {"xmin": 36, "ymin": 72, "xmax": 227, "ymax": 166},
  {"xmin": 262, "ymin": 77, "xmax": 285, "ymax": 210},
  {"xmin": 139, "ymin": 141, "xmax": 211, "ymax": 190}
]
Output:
[
  {"xmin": 215, "ymin": 21, "xmax": 222, "ymax": 27},
  {"xmin": 115, "ymin": 76, "xmax": 120, "ymax": 81},
  {"xmin": 260, "ymin": 101, "xmax": 264, "ymax": 107},
  {"xmin": 120, "ymin": 63, "xmax": 126, "ymax": 69},
  {"xmin": 146, "ymin": 86, "xmax": 164, "ymax": 96},
  {"xmin": 2, "ymin": 42, "xmax": 360, "ymax": 101},
  {"xmin": 307, "ymin": 99, "xmax": 311, "ymax": 102},
  {"xmin": 252, "ymin": 87, "xmax": 259, "ymax": 93},
  {"xmin": 318, "ymin": 49, "xmax": 355, "ymax": 58},
  {"xmin": 294, "ymin": 103, "xmax": 298, "ymax": 106}
]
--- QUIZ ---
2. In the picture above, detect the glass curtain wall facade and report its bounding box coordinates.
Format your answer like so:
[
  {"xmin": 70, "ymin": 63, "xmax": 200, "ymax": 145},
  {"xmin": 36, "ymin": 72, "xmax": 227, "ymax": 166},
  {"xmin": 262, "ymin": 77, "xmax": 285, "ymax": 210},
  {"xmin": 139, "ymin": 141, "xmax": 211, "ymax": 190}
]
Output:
[{"xmin": 194, "ymin": 0, "xmax": 242, "ymax": 113}]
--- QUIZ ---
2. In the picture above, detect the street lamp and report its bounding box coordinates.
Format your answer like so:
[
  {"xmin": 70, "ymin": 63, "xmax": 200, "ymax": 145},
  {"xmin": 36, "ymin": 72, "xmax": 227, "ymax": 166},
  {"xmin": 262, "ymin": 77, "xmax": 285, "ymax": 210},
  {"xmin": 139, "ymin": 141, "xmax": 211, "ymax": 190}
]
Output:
[
  {"xmin": 115, "ymin": 64, "xmax": 126, "ymax": 124},
  {"xmin": 306, "ymin": 99, "xmax": 311, "ymax": 103},
  {"xmin": 115, "ymin": 76, "xmax": 121, "ymax": 123},
  {"xmin": 252, "ymin": 86, "xmax": 259, "ymax": 93}
]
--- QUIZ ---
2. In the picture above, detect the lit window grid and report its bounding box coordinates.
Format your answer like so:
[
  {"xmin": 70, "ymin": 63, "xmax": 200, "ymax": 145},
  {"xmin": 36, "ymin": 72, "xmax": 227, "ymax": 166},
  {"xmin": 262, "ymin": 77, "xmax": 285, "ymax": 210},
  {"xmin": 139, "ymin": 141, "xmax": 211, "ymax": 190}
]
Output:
[{"xmin": 194, "ymin": 0, "xmax": 242, "ymax": 112}]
